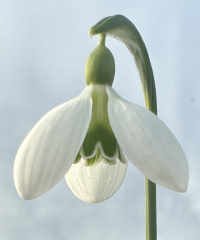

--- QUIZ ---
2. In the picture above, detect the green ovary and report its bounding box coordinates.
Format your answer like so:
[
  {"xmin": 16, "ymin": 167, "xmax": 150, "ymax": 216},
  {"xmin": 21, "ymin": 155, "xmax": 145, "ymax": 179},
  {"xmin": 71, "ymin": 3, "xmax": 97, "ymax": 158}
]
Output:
[{"xmin": 85, "ymin": 35, "xmax": 115, "ymax": 86}]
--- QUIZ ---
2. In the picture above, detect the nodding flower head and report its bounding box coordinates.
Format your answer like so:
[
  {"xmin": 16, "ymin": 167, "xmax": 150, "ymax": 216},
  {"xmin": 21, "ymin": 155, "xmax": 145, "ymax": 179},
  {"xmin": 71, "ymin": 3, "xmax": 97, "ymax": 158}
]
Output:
[{"xmin": 13, "ymin": 22, "xmax": 189, "ymax": 203}]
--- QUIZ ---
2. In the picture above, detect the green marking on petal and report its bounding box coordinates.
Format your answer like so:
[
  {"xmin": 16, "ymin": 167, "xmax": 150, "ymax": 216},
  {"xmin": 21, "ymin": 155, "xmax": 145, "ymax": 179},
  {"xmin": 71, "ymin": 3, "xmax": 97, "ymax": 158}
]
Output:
[
  {"xmin": 104, "ymin": 158, "xmax": 117, "ymax": 165},
  {"xmin": 86, "ymin": 150, "xmax": 101, "ymax": 166},
  {"xmin": 74, "ymin": 153, "xmax": 81, "ymax": 164},
  {"xmin": 82, "ymin": 85, "xmax": 118, "ymax": 158}
]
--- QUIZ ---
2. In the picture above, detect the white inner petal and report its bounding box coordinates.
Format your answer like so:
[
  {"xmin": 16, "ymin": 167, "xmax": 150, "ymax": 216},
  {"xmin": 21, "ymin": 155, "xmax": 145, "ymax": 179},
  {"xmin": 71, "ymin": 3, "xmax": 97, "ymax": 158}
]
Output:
[{"xmin": 65, "ymin": 157, "xmax": 127, "ymax": 203}]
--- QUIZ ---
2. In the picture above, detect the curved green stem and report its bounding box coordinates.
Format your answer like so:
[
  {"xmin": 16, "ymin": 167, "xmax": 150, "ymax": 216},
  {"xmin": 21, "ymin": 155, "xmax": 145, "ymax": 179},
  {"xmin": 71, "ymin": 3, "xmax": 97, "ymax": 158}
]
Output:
[
  {"xmin": 90, "ymin": 15, "xmax": 157, "ymax": 114},
  {"xmin": 99, "ymin": 33, "xmax": 106, "ymax": 46},
  {"xmin": 90, "ymin": 15, "xmax": 157, "ymax": 240}
]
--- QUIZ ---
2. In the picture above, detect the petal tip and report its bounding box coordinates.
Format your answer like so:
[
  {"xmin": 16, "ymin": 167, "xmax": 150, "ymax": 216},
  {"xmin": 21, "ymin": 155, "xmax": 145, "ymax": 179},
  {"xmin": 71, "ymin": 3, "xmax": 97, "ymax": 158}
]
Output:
[
  {"xmin": 15, "ymin": 188, "xmax": 36, "ymax": 200},
  {"xmin": 161, "ymin": 172, "xmax": 189, "ymax": 193},
  {"xmin": 175, "ymin": 177, "xmax": 189, "ymax": 193},
  {"xmin": 175, "ymin": 164, "xmax": 189, "ymax": 193}
]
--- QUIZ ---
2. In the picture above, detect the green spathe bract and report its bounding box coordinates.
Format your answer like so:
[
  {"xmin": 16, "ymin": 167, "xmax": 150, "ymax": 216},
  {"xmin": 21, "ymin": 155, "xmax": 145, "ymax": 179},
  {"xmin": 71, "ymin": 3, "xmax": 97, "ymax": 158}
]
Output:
[
  {"xmin": 85, "ymin": 35, "xmax": 115, "ymax": 86},
  {"xmin": 90, "ymin": 15, "xmax": 157, "ymax": 114}
]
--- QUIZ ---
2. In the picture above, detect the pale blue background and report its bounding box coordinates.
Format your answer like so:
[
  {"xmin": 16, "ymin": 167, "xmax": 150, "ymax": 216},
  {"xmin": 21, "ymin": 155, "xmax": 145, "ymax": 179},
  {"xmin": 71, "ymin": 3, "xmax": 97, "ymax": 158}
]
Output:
[{"xmin": 0, "ymin": 0, "xmax": 199, "ymax": 239}]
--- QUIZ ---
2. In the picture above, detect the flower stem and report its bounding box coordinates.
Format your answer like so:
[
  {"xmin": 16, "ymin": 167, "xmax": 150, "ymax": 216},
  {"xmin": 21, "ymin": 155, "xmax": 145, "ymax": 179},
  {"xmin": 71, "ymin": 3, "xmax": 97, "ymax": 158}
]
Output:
[
  {"xmin": 145, "ymin": 179, "xmax": 157, "ymax": 240},
  {"xmin": 99, "ymin": 33, "xmax": 106, "ymax": 46},
  {"xmin": 90, "ymin": 15, "xmax": 158, "ymax": 240}
]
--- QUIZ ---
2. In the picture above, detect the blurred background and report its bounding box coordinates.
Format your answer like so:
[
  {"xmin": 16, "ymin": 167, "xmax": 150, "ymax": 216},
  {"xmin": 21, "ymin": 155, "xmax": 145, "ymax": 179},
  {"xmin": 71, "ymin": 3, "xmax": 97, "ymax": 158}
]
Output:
[{"xmin": 0, "ymin": 0, "xmax": 199, "ymax": 239}]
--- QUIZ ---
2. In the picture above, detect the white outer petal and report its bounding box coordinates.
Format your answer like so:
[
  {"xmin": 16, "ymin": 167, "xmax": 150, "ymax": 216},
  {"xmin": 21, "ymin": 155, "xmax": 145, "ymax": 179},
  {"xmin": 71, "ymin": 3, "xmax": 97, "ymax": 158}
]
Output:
[
  {"xmin": 106, "ymin": 86, "xmax": 189, "ymax": 192},
  {"xmin": 65, "ymin": 158, "xmax": 127, "ymax": 203},
  {"xmin": 14, "ymin": 86, "xmax": 92, "ymax": 200}
]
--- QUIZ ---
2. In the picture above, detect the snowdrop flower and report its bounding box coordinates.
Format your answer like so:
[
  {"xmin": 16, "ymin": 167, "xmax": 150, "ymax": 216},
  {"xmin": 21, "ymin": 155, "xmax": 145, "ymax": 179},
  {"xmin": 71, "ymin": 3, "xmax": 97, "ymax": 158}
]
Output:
[{"xmin": 14, "ymin": 19, "xmax": 188, "ymax": 204}]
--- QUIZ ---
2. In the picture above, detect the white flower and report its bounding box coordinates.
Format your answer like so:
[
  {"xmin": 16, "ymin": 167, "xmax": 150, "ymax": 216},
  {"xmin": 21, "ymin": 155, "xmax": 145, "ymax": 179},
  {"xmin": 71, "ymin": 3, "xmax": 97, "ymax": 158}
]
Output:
[
  {"xmin": 14, "ymin": 34, "xmax": 189, "ymax": 203},
  {"xmin": 14, "ymin": 83, "xmax": 189, "ymax": 203}
]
